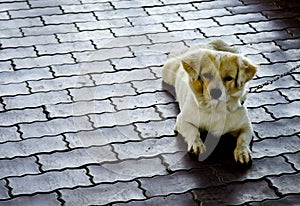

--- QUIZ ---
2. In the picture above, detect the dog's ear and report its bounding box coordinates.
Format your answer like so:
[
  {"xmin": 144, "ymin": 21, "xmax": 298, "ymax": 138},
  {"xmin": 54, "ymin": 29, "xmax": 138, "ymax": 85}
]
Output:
[
  {"xmin": 181, "ymin": 56, "xmax": 199, "ymax": 81},
  {"xmin": 237, "ymin": 57, "xmax": 257, "ymax": 87}
]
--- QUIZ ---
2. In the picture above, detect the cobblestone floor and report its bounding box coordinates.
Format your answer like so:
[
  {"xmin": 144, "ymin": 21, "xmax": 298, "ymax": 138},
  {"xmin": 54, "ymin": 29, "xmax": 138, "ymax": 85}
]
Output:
[{"xmin": 0, "ymin": 0, "xmax": 300, "ymax": 205}]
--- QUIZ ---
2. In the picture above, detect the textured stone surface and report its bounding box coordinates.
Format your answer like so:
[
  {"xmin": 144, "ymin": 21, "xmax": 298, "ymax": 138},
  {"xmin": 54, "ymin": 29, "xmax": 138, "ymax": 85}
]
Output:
[{"xmin": 0, "ymin": 0, "xmax": 299, "ymax": 205}]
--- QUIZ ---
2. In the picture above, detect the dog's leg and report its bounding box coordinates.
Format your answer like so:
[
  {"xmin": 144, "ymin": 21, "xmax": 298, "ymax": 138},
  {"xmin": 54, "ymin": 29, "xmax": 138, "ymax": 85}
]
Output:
[
  {"xmin": 234, "ymin": 128, "xmax": 252, "ymax": 164},
  {"xmin": 175, "ymin": 114, "xmax": 206, "ymax": 155}
]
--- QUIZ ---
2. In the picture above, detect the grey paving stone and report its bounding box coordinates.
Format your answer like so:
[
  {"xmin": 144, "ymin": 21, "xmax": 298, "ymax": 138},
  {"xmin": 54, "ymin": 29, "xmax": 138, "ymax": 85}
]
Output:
[
  {"xmin": 0, "ymin": 12, "xmax": 9, "ymax": 20},
  {"xmin": 76, "ymin": 18, "xmax": 130, "ymax": 31},
  {"xmin": 250, "ymin": 194, "xmax": 300, "ymax": 206},
  {"xmin": 244, "ymin": 90, "xmax": 287, "ymax": 108},
  {"xmin": 284, "ymin": 151, "xmax": 300, "ymax": 170},
  {"xmin": 134, "ymin": 118, "xmax": 176, "ymax": 139},
  {"xmin": 146, "ymin": 4, "xmax": 196, "ymax": 15},
  {"xmin": 147, "ymin": 30, "xmax": 203, "ymax": 43},
  {"xmin": 266, "ymin": 101, "xmax": 300, "ymax": 119},
  {"xmin": 129, "ymin": 13, "xmax": 182, "ymax": 26},
  {"xmin": 0, "ymin": 17, "xmax": 43, "ymax": 30},
  {"xmin": 162, "ymin": 152, "xmax": 205, "ymax": 172},
  {"xmin": 73, "ymin": 47, "xmax": 132, "ymax": 62},
  {"xmin": 0, "ymin": 47, "xmax": 36, "ymax": 60},
  {"xmin": 65, "ymin": 125, "xmax": 139, "ymax": 148},
  {"xmin": 193, "ymin": 0, "xmax": 243, "ymax": 10},
  {"xmin": 266, "ymin": 49, "xmax": 300, "ymax": 63},
  {"xmin": 226, "ymin": 2, "xmax": 279, "ymax": 14},
  {"xmin": 276, "ymin": 38, "xmax": 300, "ymax": 50},
  {"xmin": 29, "ymin": 0, "xmax": 81, "ymax": 8},
  {"xmin": 0, "ymin": 107, "xmax": 46, "ymax": 126},
  {"xmin": 113, "ymin": 54, "xmax": 167, "ymax": 70},
  {"xmin": 165, "ymin": 19, "xmax": 218, "ymax": 31},
  {"xmin": 14, "ymin": 54, "xmax": 75, "ymax": 69},
  {"xmin": 0, "ymin": 126, "xmax": 20, "ymax": 143},
  {"xmin": 213, "ymin": 156, "xmax": 295, "ymax": 183},
  {"xmin": 19, "ymin": 116, "xmax": 92, "ymax": 138},
  {"xmin": 252, "ymin": 135, "xmax": 300, "ymax": 159},
  {"xmin": 0, "ymin": 67, "xmax": 53, "ymax": 85},
  {"xmin": 93, "ymin": 35, "xmax": 151, "ymax": 48},
  {"xmin": 201, "ymin": 24, "xmax": 255, "ymax": 37},
  {"xmin": 89, "ymin": 158, "xmax": 167, "ymax": 183},
  {"xmin": 112, "ymin": 91, "xmax": 174, "ymax": 110},
  {"xmin": 51, "ymin": 61, "xmax": 114, "ymax": 76},
  {"xmin": 0, "ymin": 193, "xmax": 60, "ymax": 206},
  {"xmin": 70, "ymin": 83, "xmax": 136, "ymax": 101},
  {"xmin": 0, "ymin": 28, "xmax": 22, "ymax": 38},
  {"xmin": 215, "ymin": 13, "xmax": 268, "ymax": 25},
  {"xmin": 94, "ymin": 8, "xmax": 148, "ymax": 20},
  {"xmin": 60, "ymin": 181, "xmax": 144, "ymax": 206},
  {"xmin": 193, "ymin": 180, "xmax": 277, "ymax": 205},
  {"xmin": 28, "ymin": 75, "xmax": 94, "ymax": 92},
  {"xmin": 112, "ymin": 0, "xmax": 162, "ymax": 9},
  {"xmin": 0, "ymin": 34, "xmax": 57, "ymax": 48},
  {"xmin": 0, "ymin": 2, "xmax": 29, "ymax": 12},
  {"xmin": 3, "ymin": 90, "xmax": 72, "ymax": 110},
  {"xmin": 57, "ymin": 30, "xmax": 113, "ymax": 43},
  {"xmin": 38, "ymin": 145, "xmax": 116, "ymax": 170},
  {"xmin": 0, "ymin": 156, "xmax": 39, "ymax": 179},
  {"xmin": 113, "ymin": 193, "xmax": 198, "ymax": 206},
  {"xmin": 0, "ymin": 136, "xmax": 66, "ymax": 159},
  {"xmin": 267, "ymin": 173, "xmax": 300, "ymax": 195},
  {"xmin": 155, "ymin": 103, "xmax": 180, "ymax": 119},
  {"xmin": 132, "ymin": 79, "xmax": 165, "ymax": 93},
  {"xmin": 280, "ymin": 87, "xmax": 299, "ymax": 101},
  {"xmin": 139, "ymin": 168, "xmax": 219, "ymax": 197},
  {"xmin": 9, "ymin": 169, "xmax": 91, "ymax": 195},
  {"xmin": 46, "ymin": 99, "xmax": 114, "ymax": 118},
  {"xmin": 0, "ymin": 179, "xmax": 9, "ymax": 200},
  {"xmin": 92, "ymin": 68, "xmax": 155, "ymax": 85},
  {"xmin": 253, "ymin": 117, "xmax": 300, "ymax": 139},
  {"xmin": 0, "ymin": 82, "xmax": 29, "ymax": 97},
  {"xmin": 42, "ymin": 13, "xmax": 97, "ymax": 25},
  {"xmin": 9, "ymin": 7, "xmax": 62, "ymax": 18},
  {"xmin": 179, "ymin": 8, "xmax": 231, "ymax": 20},
  {"xmin": 247, "ymin": 107, "xmax": 274, "ymax": 123},
  {"xmin": 90, "ymin": 107, "xmax": 161, "ymax": 128},
  {"xmin": 113, "ymin": 135, "xmax": 186, "ymax": 160},
  {"xmin": 130, "ymin": 42, "xmax": 187, "ymax": 56},
  {"xmin": 112, "ymin": 24, "xmax": 167, "ymax": 37},
  {"xmin": 0, "ymin": 61, "xmax": 14, "ymax": 72},
  {"xmin": 61, "ymin": 2, "xmax": 112, "ymax": 12},
  {"xmin": 238, "ymin": 30, "xmax": 292, "ymax": 44},
  {"xmin": 22, "ymin": 24, "xmax": 78, "ymax": 36},
  {"xmin": 36, "ymin": 41, "xmax": 94, "ymax": 55}
]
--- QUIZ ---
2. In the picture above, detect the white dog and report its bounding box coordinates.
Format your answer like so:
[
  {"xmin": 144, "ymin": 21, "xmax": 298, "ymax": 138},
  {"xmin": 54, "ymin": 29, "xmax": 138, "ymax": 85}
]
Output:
[{"xmin": 162, "ymin": 40, "xmax": 257, "ymax": 164}]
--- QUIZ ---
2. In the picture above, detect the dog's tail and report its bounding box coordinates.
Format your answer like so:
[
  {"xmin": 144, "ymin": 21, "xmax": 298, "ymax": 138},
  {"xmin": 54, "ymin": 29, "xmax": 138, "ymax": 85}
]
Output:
[{"xmin": 208, "ymin": 39, "xmax": 239, "ymax": 53}]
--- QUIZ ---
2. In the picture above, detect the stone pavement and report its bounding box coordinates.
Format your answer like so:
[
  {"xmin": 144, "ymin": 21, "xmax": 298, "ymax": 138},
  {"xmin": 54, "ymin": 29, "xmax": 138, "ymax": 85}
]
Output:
[{"xmin": 0, "ymin": 0, "xmax": 299, "ymax": 205}]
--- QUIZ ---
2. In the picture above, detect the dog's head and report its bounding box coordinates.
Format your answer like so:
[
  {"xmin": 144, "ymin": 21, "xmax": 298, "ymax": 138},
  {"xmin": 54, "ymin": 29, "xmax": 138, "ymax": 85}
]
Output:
[{"xmin": 181, "ymin": 49, "xmax": 257, "ymax": 107}]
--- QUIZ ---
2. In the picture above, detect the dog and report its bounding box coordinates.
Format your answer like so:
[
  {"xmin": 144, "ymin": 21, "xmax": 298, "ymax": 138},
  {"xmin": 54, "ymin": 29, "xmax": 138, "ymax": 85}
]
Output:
[{"xmin": 162, "ymin": 39, "xmax": 257, "ymax": 164}]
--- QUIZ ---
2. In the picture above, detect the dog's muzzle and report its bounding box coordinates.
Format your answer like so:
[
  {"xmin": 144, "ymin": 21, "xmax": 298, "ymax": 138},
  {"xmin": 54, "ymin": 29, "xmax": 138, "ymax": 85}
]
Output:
[{"xmin": 210, "ymin": 88, "xmax": 222, "ymax": 99}]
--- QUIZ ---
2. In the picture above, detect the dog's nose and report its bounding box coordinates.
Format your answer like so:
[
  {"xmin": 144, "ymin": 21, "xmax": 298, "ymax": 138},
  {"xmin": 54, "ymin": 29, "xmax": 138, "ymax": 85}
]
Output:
[{"xmin": 210, "ymin": 88, "xmax": 222, "ymax": 99}]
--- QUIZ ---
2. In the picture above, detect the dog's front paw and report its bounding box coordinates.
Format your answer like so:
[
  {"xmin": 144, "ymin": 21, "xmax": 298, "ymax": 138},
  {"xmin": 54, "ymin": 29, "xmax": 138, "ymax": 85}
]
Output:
[
  {"xmin": 234, "ymin": 145, "xmax": 252, "ymax": 164},
  {"xmin": 188, "ymin": 138, "xmax": 206, "ymax": 156}
]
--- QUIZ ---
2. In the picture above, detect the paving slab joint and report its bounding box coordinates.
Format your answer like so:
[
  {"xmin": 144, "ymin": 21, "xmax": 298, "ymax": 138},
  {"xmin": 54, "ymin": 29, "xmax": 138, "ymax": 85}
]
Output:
[
  {"xmin": 136, "ymin": 179, "xmax": 148, "ymax": 199},
  {"xmin": 34, "ymin": 155, "xmax": 44, "ymax": 172},
  {"xmin": 85, "ymin": 167, "xmax": 96, "ymax": 185},
  {"xmin": 56, "ymin": 190, "xmax": 65, "ymax": 206},
  {"xmin": 264, "ymin": 177, "xmax": 283, "ymax": 198}
]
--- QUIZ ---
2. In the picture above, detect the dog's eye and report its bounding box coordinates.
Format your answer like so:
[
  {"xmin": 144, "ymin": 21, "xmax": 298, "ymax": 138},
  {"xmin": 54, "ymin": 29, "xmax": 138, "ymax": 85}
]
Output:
[
  {"xmin": 202, "ymin": 73, "xmax": 213, "ymax": 79},
  {"xmin": 224, "ymin": 76, "xmax": 233, "ymax": 81}
]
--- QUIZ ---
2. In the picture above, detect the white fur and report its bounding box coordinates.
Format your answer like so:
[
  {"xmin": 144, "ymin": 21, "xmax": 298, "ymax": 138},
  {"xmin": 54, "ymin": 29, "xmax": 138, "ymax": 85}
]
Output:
[{"xmin": 162, "ymin": 40, "xmax": 255, "ymax": 164}]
